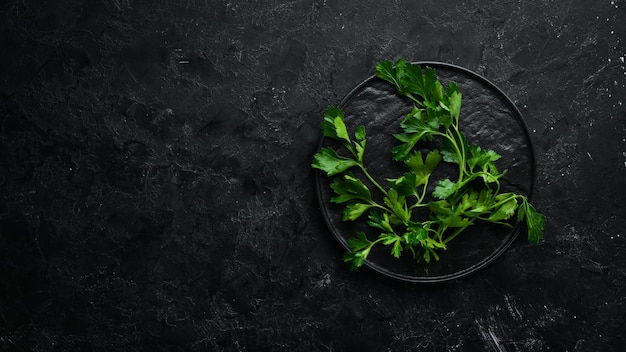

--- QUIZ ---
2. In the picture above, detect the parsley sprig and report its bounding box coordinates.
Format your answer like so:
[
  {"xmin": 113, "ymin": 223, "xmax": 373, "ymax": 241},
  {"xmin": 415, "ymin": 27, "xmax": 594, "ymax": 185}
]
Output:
[{"xmin": 313, "ymin": 59, "xmax": 545, "ymax": 271}]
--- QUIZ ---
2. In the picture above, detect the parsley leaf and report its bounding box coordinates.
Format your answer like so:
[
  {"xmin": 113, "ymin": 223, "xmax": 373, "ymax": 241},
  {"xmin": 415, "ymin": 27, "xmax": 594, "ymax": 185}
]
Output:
[
  {"xmin": 331, "ymin": 174, "xmax": 374, "ymax": 221},
  {"xmin": 403, "ymin": 222, "xmax": 430, "ymax": 247},
  {"xmin": 432, "ymin": 179, "xmax": 457, "ymax": 200},
  {"xmin": 367, "ymin": 211, "xmax": 394, "ymax": 233},
  {"xmin": 423, "ymin": 66, "xmax": 443, "ymax": 103},
  {"xmin": 395, "ymin": 59, "xmax": 427, "ymax": 98},
  {"xmin": 343, "ymin": 232, "xmax": 373, "ymax": 271},
  {"xmin": 392, "ymin": 116, "xmax": 441, "ymax": 161},
  {"xmin": 405, "ymin": 150, "xmax": 441, "ymax": 182},
  {"xmin": 343, "ymin": 203, "xmax": 373, "ymax": 221},
  {"xmin": 311, "ymin": 147, "xmax": 359, "ymax": 176},
  {"xmin": 442, "ymin": 82, "xmax": 462, "ymax": 121},
  {"xmin": 467, "ymin": 189, "xmax": 496, "ymax": 215},
  {"xmin": 375, "ymin": 60, "xmax": 402, "ymax": 92},
  {"xmin": 387, "ymin": 172, "xmax": 420, "ymax": 197},
  {"xmin": 322, "ymin": 106, "xmax": 352, "ymax": 147},
  {"xmin": 330, "ymin": 174, "xmax": 372, "ymax": 204},
  {"xmin": 383, "ymin": 189, "xmax": 411, "ymax": 224},
  {"xmin": 488, "ymin": 198, "xmax": 519, "ymax": 222},
  {"xmin": 380, "ymin": 233, "xmax": 403, "ymax": 259},
  {"xmin": 519, "ymin": 200, "xmax": 545, "ymax": 244},
  {"xmin": 354, "ymin": 126, "xmax": 366, "ymax": 162},
  {"xmin": 439, "ymin": 210, "xmax": 472, "ymax": 228},
  {"xmin": 440, "ymin": 137, "xmax": 460, "ymax": 164},
  {"xmin": 427, "ymin": 199, "xmax": 452, "ymax": 216},
  {"xmin": 388, "ymin": 150, "xmax": 441, "ymax": 198},
  {"xmin": 466, "ymin": 145, "xmax": 501, "ymax": 173}
]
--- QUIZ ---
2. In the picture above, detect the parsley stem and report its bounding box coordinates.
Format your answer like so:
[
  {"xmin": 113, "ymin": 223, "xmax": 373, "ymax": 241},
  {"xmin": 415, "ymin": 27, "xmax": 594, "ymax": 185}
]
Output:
[
  {"xmin": 371, "ymin": 202, "xmax": 394, "ymax": 214},
  {"xmin": 451, "ymin": 124, "xmax": 467, "ymax": 180},
  {"xmin": 430, "ymin": 248, "xmax": 440, "ymax": 261},
  {"xmin": 440, "ymin": 131, "xmax": 465, "ymax": 182},
  {"xmin": 409, "ymin": 202, "xmax": 429, "ymax": 210},
  {"xmin": 409, "ymin": 246, "xmax": 417, "ymax": 259},
  {"xmin": 443, "ymin": 223, "xmax": 473, "ymax": 245},
  {"xmin": 359, "ymin": 164, "xmax": 388, "ymax": 196},
  {"xmin": 435, "ymin": 224, "xmax": 447, "ymax": 243},
  {"xmin": 405, "ymin": 93, "xmax": 424, "ymax": 107},
  {"xmin": 409, "ymin": 180, "xmax": 430, "ymax": 207},
  {"xmin": 489, "ymin": 194, "xmax": 524, "ymax": 211},
  {"xmin": 476, "ymin": 217, "xmax": 513, "ymax": 227},
  {"xmin": 418, "ymin": 182, "xmax": 429, "ymax": 203}
]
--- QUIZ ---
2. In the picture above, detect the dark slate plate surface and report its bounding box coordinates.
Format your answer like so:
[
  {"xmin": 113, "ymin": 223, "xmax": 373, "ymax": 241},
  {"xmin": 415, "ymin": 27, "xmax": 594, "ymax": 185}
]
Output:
[{"xmin": 316, "ymin": 62, "xmax": 536, "ymax": 282}]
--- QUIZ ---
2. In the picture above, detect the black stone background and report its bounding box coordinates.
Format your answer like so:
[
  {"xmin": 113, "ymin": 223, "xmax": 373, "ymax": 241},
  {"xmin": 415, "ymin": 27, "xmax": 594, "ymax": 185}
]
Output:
[{"xmin": 1, "ymin": 0, "xmax": 625, "ymax": 351}]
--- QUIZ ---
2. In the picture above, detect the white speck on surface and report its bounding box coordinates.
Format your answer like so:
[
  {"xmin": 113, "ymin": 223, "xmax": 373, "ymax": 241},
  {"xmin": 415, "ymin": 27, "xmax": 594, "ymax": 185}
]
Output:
[
  {"xmin": 587, "ymin": 151, "xmax": 593, "ymax": 160},
  {"xmin": 314, "ymin": 273, "xmax": 331, "ymax": 289}
]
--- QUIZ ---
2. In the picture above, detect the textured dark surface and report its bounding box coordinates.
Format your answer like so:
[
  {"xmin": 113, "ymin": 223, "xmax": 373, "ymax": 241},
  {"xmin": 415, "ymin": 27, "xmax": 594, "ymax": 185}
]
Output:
[{"xmin": 1, "ymin": 0, "xmax": 625, "ymax": 351}]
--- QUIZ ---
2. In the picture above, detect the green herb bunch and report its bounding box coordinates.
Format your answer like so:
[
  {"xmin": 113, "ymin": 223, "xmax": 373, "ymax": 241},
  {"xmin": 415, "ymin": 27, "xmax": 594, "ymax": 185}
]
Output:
[{"xmin": 312, "ymin": 59, "xmax": 545, "ymax": 271}]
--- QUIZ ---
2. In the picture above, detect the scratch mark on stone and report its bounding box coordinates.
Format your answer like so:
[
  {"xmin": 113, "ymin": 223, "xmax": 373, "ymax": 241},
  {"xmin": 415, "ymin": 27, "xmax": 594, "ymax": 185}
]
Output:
[
  {"xmin": 587, "ymin": 151, "xmax": 593, "ymax": 160},
  {"xmin": 504, "ymin": 294, "xmax": 523, "ymax": 320},
  {"xmin": 476, "ymin": 319, "xmax": 508, "ymax": 352},
  {"xmin": 489, "ymin": 329, "xmax": 506, "ymax": 352}
]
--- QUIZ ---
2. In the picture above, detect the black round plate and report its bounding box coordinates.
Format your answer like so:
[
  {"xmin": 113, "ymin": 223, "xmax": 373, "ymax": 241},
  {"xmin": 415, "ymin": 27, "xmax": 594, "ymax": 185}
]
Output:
[{"xmin": 315, "ymin": 61, "xmax": 536, "ymax": 283}]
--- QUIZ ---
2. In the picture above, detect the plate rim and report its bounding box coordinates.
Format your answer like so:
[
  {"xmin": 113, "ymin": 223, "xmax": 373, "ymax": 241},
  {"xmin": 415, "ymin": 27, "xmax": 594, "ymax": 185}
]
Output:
[{"xmin": 315, "ymin": 61, "xmax": 537, "ymax": 283}]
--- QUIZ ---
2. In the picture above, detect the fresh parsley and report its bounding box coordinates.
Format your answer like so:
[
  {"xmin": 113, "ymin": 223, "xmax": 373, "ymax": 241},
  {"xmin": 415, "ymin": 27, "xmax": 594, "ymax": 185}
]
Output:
[{"xmin": 313, "ymin": 59, "xmax": 546, "ymax": 271}]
